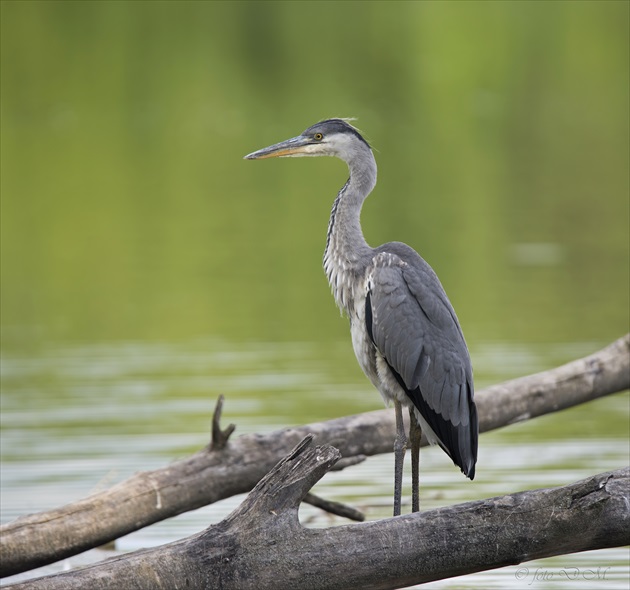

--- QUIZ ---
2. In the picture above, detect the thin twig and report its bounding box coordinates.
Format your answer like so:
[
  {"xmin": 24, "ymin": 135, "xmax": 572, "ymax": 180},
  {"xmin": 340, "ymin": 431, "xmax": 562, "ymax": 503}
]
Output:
[
  {"xmin": 304, "ymin": 492, "xmax": 365, "ymax": 522},
  {"xmin": 210, "ymin": 395, "xmax": 236, "ymax": 450}
]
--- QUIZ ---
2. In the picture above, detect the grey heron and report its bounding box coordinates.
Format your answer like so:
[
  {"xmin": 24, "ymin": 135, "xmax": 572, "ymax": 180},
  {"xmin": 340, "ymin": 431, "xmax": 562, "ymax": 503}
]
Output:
[{"xmin": 245, "ymin": 119, "xmax": 477, "ymax": 516}]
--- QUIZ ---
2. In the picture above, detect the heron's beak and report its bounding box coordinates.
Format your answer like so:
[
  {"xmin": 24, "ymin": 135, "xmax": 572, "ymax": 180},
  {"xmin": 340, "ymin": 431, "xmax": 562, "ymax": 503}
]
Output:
[{"xmin": 244, "ymin": 135, "xmax": 313, "ymax": 160}]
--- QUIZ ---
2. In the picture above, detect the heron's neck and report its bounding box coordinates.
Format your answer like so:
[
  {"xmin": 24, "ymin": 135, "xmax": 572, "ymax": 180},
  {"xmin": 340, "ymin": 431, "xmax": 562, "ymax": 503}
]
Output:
[{"xmin": 323, "ymin": 150, "xmax": 377, "ymax": 313}]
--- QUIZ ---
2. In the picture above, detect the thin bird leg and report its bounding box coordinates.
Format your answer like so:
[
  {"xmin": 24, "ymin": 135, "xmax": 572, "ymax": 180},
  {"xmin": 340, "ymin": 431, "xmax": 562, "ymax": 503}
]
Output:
[
  {"xmin": 409, "ymin": 408, "xmax": 422, "ymax": 513},
  {"xmin": 393, "ymin": 399, "xmax": 407, "ymax": 517}
]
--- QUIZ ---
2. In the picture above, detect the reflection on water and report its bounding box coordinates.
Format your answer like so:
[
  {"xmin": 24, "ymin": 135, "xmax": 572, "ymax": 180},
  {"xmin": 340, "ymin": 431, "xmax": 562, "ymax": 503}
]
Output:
[{"xmin": 1, "ymin": 338, "xmax": 628, "ymax": 588}]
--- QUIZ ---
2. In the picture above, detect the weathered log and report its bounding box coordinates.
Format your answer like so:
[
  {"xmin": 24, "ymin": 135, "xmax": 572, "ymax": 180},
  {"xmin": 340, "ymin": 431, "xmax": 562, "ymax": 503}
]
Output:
[
  {"xmin": 4, "ymin": 438, "xmax": 629, "ymax": 590},
  {"xmin": 1, "ymin": 334, "xmax": 628, "ymax": 578}
]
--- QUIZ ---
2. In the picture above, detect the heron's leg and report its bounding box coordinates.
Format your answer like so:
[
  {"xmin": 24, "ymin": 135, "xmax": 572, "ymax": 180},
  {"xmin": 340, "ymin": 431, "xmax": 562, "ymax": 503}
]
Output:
[
  {"xmin": 393, "ymin": 399, "xmax": 407, "ymax": 517},
  {"xmin": 409, "ymin": 408, "xmax": 422, "ymax": 513}
]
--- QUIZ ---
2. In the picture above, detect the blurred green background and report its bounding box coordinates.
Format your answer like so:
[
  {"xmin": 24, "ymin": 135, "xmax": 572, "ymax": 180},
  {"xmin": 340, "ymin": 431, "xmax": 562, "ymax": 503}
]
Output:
[
  {"xmin": 1, "ymin": 1, "xmax": 629, "ymax": 586},
  {"xmin": 2, "ymin": 0, "xmax": 627, "ymax": 350}
]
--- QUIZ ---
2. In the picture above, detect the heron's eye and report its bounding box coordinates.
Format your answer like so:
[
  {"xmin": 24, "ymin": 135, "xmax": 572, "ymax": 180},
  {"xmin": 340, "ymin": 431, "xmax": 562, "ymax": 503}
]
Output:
[{"xmin": 314, "ymin": 133, "xmax": 323, "ymax": 141}]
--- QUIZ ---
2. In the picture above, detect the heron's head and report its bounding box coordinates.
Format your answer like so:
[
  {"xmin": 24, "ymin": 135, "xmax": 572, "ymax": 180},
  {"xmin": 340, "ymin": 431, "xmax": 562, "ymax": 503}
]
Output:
[{"xmin": 244, "ymin": 119, "xmax": 371, "ymax": 164}]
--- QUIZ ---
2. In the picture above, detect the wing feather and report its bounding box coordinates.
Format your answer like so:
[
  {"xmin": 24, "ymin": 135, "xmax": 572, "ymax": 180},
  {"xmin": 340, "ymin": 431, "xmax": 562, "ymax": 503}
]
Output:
[{"xmin": 366, "ymin": 248, "xmax": 477, "ymax": 478}]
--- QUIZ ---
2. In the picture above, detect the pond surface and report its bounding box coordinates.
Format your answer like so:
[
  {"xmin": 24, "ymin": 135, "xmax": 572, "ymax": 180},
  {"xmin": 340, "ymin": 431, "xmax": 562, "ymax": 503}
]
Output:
[
  {"xmin": 1, "ymin": 1, "xmax": 628, "ymax": 588},
  {"xmin": 1, "ymin": 338, "xmax": 628, "ymax": 588}
]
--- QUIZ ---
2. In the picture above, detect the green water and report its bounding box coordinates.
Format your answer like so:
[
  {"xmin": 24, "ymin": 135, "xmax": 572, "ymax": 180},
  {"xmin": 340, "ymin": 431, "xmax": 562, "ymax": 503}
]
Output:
[
  {"xmin": 1, "ymin": 2, "xmax": 628, "ymax": 588},
  {"xmin": 2, "ymin": 0, "xmax": 628, "ymax": 348}
]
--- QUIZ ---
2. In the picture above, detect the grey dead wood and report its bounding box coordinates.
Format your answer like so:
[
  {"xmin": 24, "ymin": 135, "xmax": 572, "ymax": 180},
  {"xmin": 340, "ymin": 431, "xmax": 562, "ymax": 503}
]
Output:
[
  {"xmin": 1, "ymin": 334, "xmax": 628, "ymax": 578},
  {"xmin": 3, "ymin": 438, "xmax": 629, "ymax": 590}
]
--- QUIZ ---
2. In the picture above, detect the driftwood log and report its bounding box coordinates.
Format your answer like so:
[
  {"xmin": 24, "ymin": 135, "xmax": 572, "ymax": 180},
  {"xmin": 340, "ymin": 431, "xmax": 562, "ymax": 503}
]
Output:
[
  {"xmin": 4, "ymin": 437, "xmax": 629, "ymax": 590},
  {"xmin": 1, "ymin": 334, "xmax": 629, "ymax": 579}
]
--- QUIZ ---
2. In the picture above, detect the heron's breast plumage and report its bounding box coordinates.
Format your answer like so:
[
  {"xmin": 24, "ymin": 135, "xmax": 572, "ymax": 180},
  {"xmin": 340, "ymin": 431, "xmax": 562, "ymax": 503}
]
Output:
[
  {"xmin": 323, "ymin": 247, "xmax": 357, "ymax": 315},
  {"xmin": 324, "ymin": 248, "xmax": 412, "ymax": 409}
]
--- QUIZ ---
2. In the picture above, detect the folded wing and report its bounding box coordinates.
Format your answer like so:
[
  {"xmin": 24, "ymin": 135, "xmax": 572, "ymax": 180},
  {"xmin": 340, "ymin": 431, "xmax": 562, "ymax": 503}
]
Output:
[{"xmin": 366, "ymin": 247, "xmax": 478, "ymax": 479}]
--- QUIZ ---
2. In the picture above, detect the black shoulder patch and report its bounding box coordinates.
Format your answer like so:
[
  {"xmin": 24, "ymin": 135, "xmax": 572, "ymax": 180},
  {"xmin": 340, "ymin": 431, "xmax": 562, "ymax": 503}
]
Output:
[{"xmin": 365, "ymin": 290, "xmax": 375, "ymax": 345}]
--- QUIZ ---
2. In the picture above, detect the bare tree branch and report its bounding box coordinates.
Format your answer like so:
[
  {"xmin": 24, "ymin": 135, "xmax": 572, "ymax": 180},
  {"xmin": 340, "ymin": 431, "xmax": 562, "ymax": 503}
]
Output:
[
  {"xmin": 303, "ymin": 492, "xmax": 365, "ymax": 522},
  {"xmin": 209, "ymin": 394, "xmax": 236, "ymax": 451},
  {"xmin": 1, "ymin": 334, "xmax": 628, "ymax": 578}
]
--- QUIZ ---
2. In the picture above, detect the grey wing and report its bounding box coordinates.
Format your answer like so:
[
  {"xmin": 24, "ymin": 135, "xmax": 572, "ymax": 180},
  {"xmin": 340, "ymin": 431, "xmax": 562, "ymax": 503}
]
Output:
[{"xmin": 366, "ymin": 251, "xmax": 477, "ymax": 479}]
